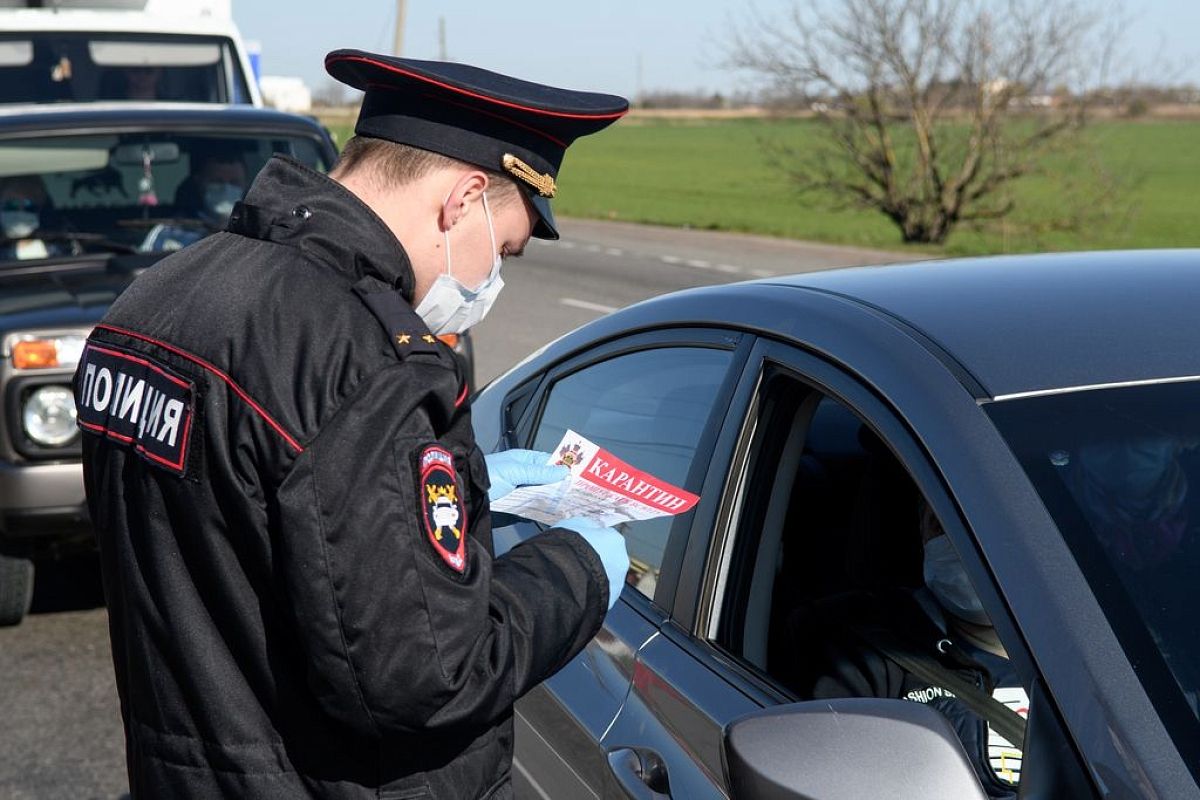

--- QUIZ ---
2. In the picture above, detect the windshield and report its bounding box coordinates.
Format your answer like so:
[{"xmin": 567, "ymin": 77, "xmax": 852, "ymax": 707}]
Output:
[
  {"xmin": 0, "ymin": 33, "xmax": 251, "ymax": 105},
  {"xmin": 0, "ymin": 129, "xmax": 331, "ymax": 261},
  {"xmin": 987, "ymin": 382, "xmax": 1200, "ymax": 753}
]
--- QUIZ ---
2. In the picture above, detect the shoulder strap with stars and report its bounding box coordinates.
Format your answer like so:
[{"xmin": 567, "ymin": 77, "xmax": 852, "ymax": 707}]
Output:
[{"xmin": 352, "ymin": 276, "xmax": 440, "ymax": 360}]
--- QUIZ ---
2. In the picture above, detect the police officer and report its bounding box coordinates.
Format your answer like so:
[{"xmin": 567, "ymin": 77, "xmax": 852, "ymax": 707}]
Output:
[{"xmin": 76, "ymin": 50, "xmax": 631, "ymax": 799}]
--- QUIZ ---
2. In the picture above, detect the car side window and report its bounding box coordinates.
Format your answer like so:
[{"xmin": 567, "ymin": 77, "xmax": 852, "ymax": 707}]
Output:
[
  {"xmin": 532, "ymin": 346, "xmax": 732, "ymax": 600},
  {"xmin": 713, "ymin": 368, "xmax": 1027, "ymax": 795}
]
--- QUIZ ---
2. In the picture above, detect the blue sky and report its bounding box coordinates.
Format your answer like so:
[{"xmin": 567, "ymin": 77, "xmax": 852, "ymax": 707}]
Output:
[{"xmin": 234, "ymin": 1, "xmax": 1200, "ymax": 98}]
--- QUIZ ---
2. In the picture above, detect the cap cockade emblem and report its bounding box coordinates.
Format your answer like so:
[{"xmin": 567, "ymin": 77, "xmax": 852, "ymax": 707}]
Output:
[{"xmin": 502, "ymin": 153, "xmax": 557, "ymax": 198}]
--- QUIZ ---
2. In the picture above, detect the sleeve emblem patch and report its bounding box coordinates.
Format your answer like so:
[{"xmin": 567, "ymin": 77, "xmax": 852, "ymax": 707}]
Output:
[
  {"xmin": 419, "ymin": 445, "xmax": 468, "ymax": 573},
  {"xmin": 75, "ymin": 342, "xmax": 195, "ymax": 476}
]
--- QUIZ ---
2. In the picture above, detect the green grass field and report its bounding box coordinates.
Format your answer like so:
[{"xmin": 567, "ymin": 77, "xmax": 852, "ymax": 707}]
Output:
[{"xmin": 325, "ymin": 117, "xmax": 1200, "ymax": 256}]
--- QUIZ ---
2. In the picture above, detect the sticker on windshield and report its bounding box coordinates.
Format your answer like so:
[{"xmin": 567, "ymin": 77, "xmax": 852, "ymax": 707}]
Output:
[
  {"xmin": 987, "ymin": 686, "xmax": 1029, "ymax": 785},
  {"xmin": 75, "ymin": 342, "xmax": 194, "ymax": 476}
]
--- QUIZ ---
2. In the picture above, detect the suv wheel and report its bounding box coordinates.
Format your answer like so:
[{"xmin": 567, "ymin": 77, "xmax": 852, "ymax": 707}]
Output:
[{"xmin": 0, "ymin": 554, "xmax": 34, "ymax": 626}]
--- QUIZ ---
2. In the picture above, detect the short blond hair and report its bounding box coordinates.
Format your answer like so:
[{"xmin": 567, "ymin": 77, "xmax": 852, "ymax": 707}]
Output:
[{"xmin": 331, "ymin": 136, "xmax": 520, "ymax": 206}]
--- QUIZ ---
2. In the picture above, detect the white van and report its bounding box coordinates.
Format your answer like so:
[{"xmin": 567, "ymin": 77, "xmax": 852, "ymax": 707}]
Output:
[{"xmin": 0, "ymin": 0, "xmax": 262, "ymax": 106}]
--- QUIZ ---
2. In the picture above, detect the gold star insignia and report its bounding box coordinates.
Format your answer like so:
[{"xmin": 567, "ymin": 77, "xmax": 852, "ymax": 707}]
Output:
[
  {"xmin": 422, "ymin": 334, "xmax": 437, "ymax": 344},
  {"xmin": 396, "ymin": 333, "xmax": 411, "ymax": 345}
]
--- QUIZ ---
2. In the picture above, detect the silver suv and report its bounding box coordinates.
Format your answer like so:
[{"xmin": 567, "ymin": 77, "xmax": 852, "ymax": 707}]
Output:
[{"xmin": 0, "ymin": 104, "xmax": 338, "ymax": 624}]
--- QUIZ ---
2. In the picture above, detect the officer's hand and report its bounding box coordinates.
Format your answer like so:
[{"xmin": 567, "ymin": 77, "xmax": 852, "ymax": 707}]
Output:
[
  {"xmin": 485, "ymin": 449, "xmax": 568, "ymax": 503},
  {"xmin": 552, "ymin": 517, "xmax": 629, "ymax": 611}
]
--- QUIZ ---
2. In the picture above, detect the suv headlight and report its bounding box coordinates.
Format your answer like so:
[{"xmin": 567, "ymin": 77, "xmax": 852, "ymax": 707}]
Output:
[{"xmin": 22, "ymin": 385, "xmax": 79, "ymax": 447}]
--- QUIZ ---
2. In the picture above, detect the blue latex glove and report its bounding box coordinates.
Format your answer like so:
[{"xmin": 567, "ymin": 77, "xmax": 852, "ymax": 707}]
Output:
[
  {"xmin": 485, "ymin": 449, "xmax": 568, "ymax": 503},
  {"xmin": 553, "ymin": 517, "xmax": 630, "ymax": 611}
]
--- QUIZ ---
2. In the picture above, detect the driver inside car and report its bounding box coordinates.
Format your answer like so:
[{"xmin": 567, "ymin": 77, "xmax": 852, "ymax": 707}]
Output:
[
  {"xmin": 141, "ymin": 149, "xmax": 247, "ymax": 252},
  {"xmin": 0, "ymin": 174, "xmax": 67, "ymax": 260},
  {"xmin": 781, "ymin": 495, "xmax": 1028, "ymax": 798},
  {"xmin": 191, "ymin": 152, "xmax": 247, "ymax": 228}
]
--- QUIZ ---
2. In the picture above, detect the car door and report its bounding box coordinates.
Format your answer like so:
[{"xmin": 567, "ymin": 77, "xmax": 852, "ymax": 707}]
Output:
[
  {"xmin": 480, "ymin": 328, "xmax": 749, "ymax": 799},
  {"xmin": 599, "ymin": 337, "xmax": 1098, "ymax": 799},
  {"xmin": 596, "ymin": 336, "xmax": 781, "ymax": 800}
]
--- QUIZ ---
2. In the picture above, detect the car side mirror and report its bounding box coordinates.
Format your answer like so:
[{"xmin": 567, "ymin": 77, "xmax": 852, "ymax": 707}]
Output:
[{"xmin": 722, "ymin": 698, "xmax": 988, "ymax": 800}]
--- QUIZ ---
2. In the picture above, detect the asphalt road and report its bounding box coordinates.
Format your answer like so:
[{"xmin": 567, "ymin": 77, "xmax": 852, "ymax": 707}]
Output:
[
  {"xmin": 0, "ymin": 220, "xmax": 908, "ymax": 798},
  {"xmin": 472, "ymin": 218, "xmax": 907, "ymax": 386}
]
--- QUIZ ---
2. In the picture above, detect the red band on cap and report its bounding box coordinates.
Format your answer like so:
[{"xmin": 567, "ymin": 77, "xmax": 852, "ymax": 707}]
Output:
[
  {"xmin": 328, "ymin": 54, "xmax": 628, "ymax": 121},
  {"xmin": 362, "ymin": 83, "xmax": 571, "ymax": 150},
  {"xmin": 426, "ymin": 90, "xmax": 570, "ymax": 148}
]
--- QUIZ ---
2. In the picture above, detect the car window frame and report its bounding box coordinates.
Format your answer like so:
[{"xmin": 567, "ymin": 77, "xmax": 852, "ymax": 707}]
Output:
[
  {"xmin": 675, "ymin": 336, "xmax": 1039, "ymax": 701},
  {"xmin": 604, "ymin": 334, "xmax": 1101, "ymax": 800},
  {"xmin": 509, "ymin": 326, "xmax": 751, "ymax": 616}
]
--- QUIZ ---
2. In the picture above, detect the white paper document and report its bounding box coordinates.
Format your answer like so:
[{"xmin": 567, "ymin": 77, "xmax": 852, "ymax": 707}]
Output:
[{"xmin": 489, "ymin": 430, "xmax": 701, "ymax": 527}]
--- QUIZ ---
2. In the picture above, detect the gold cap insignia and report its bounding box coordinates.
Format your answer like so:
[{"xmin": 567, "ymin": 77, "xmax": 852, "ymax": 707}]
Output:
[{"xmin": 502, "ymin": 154, "xmax": 557, "ymax": 198}]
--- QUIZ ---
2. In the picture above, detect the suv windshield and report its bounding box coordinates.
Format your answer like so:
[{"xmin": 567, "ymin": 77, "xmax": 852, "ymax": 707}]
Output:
[
  {"xmin": 987, "ymin": 382, "xmax": 1200, "ymax": 750},
  {"xmin": 0, "ymin": 129, "xmax": 330, "ymax": 261},
  {"xmin": 0, "ymin": 33, "xmax": 251, "ymax": 105}
]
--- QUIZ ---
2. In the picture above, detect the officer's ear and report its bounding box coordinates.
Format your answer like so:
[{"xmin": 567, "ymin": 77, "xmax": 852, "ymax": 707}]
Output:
[{"xmin": 439, "ymin": 169, "xmax": 490, "ymax": 232}]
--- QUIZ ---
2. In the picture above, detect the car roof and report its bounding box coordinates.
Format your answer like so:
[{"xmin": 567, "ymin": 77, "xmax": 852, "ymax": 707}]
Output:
[
  {"xmin": 0, "ymin": 8, "xmax": 240, "ymax": 37},
  {"xmin": 767, "ymin": 249, "xmax": 1200, "ymax": 400},
  {"xmin": 0, "ymin": 103, "xmax": 326, "ymax": 136}
]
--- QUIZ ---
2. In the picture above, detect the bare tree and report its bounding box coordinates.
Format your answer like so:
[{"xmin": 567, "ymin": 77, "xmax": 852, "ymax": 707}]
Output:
[{"xmin": 727, "ymin": 0, "xmax": 1114, "ymax": 244}]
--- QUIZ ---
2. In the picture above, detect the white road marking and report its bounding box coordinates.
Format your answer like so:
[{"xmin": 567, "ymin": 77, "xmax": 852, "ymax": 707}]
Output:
[
  {"xmin": 554, "ymin": 242, "xmax": 754, "ymax": 276},
  {"xmin": 561, "ymin": 297, "xmax": 618, "ymax": 314},
  {"xmin": 658, "ymin": 255, "xmax": 743, "ymax": 273}
]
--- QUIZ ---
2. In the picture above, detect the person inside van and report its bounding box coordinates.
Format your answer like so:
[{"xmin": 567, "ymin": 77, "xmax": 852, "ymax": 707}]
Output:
[{"xmin": 0, "ymin": 175, "xmax": 66, "ymax": 260}]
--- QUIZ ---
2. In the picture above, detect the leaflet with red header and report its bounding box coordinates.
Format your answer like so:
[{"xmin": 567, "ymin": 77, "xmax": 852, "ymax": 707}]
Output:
[{"xmin": 489, "ymin": 430, "xmax": 700, "ymax": 527}]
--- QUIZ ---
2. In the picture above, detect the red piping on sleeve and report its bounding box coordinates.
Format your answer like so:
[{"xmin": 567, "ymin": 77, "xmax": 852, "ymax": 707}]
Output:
[
  {"xmin": 328, "ymin": 55, "xmax": 628, "ymax": 121},
  {"xmin": 454, "ymin": 382, "xmax": 469, "ymax": 409},
  {"xmin": 94, "ymin": 324, "xmax": 305, "ymax": 454}
]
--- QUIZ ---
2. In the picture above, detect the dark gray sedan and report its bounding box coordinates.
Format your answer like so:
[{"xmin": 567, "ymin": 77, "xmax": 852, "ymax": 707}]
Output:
[{"xmin": 472, "ymin": 250, "xmax": 1200, "ymax": 800}]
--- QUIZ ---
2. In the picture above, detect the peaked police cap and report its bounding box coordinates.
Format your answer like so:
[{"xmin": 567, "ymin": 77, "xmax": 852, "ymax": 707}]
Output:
[{"xmin": 325, "ymin": 49, "xmax": 629, "ymax": 240}]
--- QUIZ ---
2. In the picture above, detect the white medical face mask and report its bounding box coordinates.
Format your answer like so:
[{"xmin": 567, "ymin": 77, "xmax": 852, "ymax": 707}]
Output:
[
  {"xmin": 923, "ymin": 534, "xmax": 992, "ymax": 627},
  {"xmin": 203, "ymin": 182, "xmax": 243, "ymax": 223},
  {"xmin": 415, "ymin": 192, "xmax": 506, "ymax": 335},
  {"xmin": 1, "ymin": 210, "xmax": 39, "ymax": 239}
]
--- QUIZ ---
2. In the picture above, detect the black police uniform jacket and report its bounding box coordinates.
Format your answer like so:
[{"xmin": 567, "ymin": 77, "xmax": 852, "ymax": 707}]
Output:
[{"xmin": 76, "ymin": 156, "xmax": 609, "ymax": 799}]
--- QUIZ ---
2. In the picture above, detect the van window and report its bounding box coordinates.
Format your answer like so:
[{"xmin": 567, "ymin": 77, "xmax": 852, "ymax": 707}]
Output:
[{"xmin": 0, "ymin": 33, "xmax": 251, "ymax": 105}]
